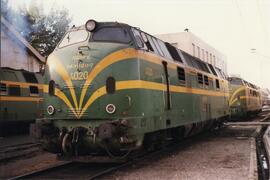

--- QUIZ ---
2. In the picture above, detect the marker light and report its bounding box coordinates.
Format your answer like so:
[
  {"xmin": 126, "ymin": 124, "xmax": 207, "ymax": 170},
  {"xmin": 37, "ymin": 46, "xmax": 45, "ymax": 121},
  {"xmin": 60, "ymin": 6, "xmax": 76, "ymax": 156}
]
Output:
[
  {"xmin": 85, "ymin": 19, "xmax": 97, "ymax": 32},
  {"xmin": 47, "ymin": 105, "xmax": 55, "ymax": 115},
  {"xmin": 106, "ymin": 104, "xmax": 116, "ymax": 114}
]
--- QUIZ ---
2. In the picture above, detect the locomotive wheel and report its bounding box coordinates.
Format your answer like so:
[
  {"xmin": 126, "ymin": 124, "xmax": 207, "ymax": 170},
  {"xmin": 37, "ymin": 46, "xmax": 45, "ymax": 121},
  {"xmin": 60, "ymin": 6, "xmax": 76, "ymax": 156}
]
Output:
[
  {"xmin": 102, "ymin": 139, "xmax": 132, "ymax": 159},
  {"xmin": 62, "ymin": 133, "xmax": 74, "ymax": 156}
]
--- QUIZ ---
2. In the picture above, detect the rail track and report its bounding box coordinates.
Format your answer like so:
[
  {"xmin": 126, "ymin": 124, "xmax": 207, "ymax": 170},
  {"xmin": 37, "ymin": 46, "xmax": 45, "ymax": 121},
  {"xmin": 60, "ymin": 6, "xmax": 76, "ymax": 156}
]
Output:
[
  {"xmin": 0, "ymin": 142, "xmax": 41, "ymax": 163},
  {"xmin": 9, "ymin": 134, "xmax": 203, "ymax": 179},
  {"xmin": 10, "ymin": 161, "xmax": 133, "ymax": 179},
  {"xmin": 8, "ymin": 113, "xmax": 270, "ymax": 179},
  {"xmin": 10, "ymin": 141, "xmax": 181, "ymax": 180}
]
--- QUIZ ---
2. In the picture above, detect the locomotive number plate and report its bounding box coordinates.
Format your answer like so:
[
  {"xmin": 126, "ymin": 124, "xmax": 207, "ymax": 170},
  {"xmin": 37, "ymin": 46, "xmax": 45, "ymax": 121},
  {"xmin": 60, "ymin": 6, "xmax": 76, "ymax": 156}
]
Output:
[{"xmin": 70, "ymin": 71, "xmax": 88, "ymax": 80}]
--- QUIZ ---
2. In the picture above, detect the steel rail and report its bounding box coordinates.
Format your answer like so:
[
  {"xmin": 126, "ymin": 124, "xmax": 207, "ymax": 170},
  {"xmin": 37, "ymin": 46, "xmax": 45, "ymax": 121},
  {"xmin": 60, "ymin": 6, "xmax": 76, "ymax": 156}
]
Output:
[
  {"xmin": 225, "ymin": 113, "xmax": 270, "ymax": 126},
  {"xmin": 8, "ymin": 161, "xmax": 73, "ymax": 180},
  {"xmin": 8, "ymin": 113, "xmax": 270, "ymax": 179}
]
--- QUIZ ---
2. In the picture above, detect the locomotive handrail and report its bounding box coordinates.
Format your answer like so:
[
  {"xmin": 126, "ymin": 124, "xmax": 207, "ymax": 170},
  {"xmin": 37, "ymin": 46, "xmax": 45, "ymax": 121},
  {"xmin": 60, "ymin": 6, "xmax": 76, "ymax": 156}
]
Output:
[
  {"xmin": 78, "ymin": 45, "xmax": 90, "ymax": 51},
  {"xmin": 125, "ymin": 95, "xmax": 132, "ymax": 108},
  {"xmin": 80, "ymin": 83, "xmax": 92, "ymax": 88},
  {"xmin": 225, "ymin": 122, "xmax": 270, "ymax": 126},
  {"xmin": 63, "ymin": 85, "xmax": 76, "ymax": 89}
]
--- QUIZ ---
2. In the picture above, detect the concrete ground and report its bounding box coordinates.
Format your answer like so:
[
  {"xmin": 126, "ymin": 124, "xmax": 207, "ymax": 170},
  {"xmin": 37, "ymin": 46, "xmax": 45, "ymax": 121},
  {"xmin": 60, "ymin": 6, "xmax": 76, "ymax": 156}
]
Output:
[{"xmin": 107, "ymin": 126, "xmax": 258, "ymax": 180}]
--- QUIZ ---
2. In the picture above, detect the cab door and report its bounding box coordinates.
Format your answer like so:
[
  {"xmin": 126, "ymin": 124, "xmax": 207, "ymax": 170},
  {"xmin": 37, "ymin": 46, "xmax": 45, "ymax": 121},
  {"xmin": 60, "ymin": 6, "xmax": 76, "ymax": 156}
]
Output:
[{"xmin": 162, "ymin": 61, "xmax": 171, "ymax": 110}]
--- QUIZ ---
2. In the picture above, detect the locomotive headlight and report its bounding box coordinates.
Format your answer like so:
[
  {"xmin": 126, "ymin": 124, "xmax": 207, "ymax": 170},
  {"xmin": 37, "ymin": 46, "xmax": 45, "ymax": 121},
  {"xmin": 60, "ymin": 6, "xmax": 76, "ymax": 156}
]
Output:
[
  {"xmin": 106, "ymin": 104, "xmax": 116, "ymax": 114},
  {"xmin": 85, "ymin": 19, "xmax": 97, "ymax": 32},
  {"xmin": 47, "ymin": 105, "xmax": 55, "ymax": 115}
]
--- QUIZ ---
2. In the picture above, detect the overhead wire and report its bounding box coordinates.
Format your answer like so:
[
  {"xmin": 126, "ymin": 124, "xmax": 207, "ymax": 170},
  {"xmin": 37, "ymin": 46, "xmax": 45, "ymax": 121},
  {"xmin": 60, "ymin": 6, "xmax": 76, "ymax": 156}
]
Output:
[
  {"xmin": 256, "ymin": 0, "xmax": 269, "ymax": 48},
  {"xmin": 233, "ymin": 0, "xmax": 266, "ymax": 87},
  {"xmin": 233, "ymin": 0, "xmax": 254, "ymax": 48}
]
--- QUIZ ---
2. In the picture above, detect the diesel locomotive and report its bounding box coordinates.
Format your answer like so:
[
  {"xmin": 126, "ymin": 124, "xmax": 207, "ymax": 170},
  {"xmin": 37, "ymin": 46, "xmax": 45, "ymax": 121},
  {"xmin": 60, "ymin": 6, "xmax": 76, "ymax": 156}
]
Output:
[
  {"xmin": 36, "ymin": 20, "xmax": 230, "ymax": 160},
  {"xmin": 228, "ymin": 76, "xmax": 262, "ymax": 117},
  {"xmin": 0, "ymin": 67, "xmax": 44, "ymax": 136}
]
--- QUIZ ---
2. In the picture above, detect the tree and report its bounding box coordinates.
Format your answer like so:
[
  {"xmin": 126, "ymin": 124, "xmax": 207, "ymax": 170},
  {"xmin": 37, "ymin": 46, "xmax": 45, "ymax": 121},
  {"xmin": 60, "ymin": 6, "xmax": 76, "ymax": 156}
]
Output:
[
  {"xmin": 29, "ymin": 9, "xmax": 72, "ymax": 56},
  {"xmin": 1, "ymin": 0, "xmax": 72, "ymax": 57}
]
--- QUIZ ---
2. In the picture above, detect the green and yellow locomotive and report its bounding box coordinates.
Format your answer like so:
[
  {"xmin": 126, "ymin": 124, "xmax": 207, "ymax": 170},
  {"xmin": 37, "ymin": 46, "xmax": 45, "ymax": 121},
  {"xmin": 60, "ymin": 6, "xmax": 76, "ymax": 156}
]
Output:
[
  {"xmin": 0, "ymin": 67, "xmax": 44, "ymax": 136},
  {"xmin": 228, "ymin": 76, "xmax": 262, "ymax": 118},
  {"xmin": 37, "ymin": 20, "xmax": 229, "ymax": 160}
]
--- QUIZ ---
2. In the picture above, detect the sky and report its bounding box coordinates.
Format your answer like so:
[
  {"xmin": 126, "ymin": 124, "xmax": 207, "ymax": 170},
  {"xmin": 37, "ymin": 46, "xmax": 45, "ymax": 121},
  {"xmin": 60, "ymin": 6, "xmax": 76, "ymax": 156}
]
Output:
[{"xmin": 8, "ymin": 0, "xmax": 270, "ymax": 89}]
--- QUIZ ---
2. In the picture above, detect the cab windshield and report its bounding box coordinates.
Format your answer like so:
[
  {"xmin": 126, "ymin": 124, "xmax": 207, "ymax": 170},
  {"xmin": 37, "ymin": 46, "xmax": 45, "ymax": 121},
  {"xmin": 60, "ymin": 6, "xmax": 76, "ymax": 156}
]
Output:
[
  {"xmin": 92, "ymin": 27, "xmax": 131, "ymax": 43},
  {"xmin": 230, "ymin": 78, "xmax": 243, "ymax": 85},
  {"xmin": 58, "ymin": 29, "xmax": 89, "ymax": 48}
]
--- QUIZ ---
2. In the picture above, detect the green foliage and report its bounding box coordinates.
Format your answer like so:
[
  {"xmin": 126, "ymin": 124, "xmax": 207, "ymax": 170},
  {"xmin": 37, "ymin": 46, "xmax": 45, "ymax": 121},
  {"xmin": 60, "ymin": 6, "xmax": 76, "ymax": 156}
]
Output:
[
  {"xmin": 1, "ymin": 0, "xmax": 72, "ymax": 57},
  {"xmin": 29, "ymin": 8, "xmax": 72, "ymax": 56}
]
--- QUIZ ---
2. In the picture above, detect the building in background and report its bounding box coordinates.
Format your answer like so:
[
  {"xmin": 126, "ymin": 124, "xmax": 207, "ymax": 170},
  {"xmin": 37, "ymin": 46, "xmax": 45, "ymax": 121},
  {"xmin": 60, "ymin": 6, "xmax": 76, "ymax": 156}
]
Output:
[
  {"xmin": 156, "ymin": 31, "xmax": 227, "ymax": 74},
  {"xmin": 1, "ymin": 17, "xmax": 45, "ymax": 72}
]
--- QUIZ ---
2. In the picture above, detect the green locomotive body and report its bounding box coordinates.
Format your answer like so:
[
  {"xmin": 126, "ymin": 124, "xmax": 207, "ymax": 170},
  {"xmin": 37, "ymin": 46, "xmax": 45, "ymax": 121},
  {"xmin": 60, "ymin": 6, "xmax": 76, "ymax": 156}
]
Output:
[
  {"xmin": 229, "ymin": 77, "xmax": 262, "ymax": 118},
  {"xmin": 37, "ymin": 20, "xmax": 229, "ymax": 159},
  {"xmin": 0, "ymin": 67, "xmax": 43, "ymax": 135}
]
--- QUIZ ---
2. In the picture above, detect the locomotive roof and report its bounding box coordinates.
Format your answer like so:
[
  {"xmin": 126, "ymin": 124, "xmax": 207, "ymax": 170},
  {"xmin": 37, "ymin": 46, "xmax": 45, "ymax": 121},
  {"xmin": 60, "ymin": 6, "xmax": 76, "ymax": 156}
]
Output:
[
  {"xmin": 70, "ymin": 20, "xmax": 228, "ymax": 80},
  {"xmin": 229, "ymin": 76, "xmax": 260, "ymax": 89},
  {"xmin": 95, "ymin": 21, "xmax": 130, "ymax": 27},
  {"xmin": 0, "ymin": 67, "xmax": 43, "ymax": 83},
  {"xmin": 72, "ymin": 21, "xmax": 130, "ymax": 31},
  {"xmin": 0, "ymin": 67, "xmax": 42, "ymax": 73}
]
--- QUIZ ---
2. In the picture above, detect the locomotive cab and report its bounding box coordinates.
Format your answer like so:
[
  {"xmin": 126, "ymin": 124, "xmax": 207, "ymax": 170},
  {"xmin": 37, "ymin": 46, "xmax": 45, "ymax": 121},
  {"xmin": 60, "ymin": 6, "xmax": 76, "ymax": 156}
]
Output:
[{"xmin": 45, "ymin": 20, "xmax": 138, "ymax": 119}]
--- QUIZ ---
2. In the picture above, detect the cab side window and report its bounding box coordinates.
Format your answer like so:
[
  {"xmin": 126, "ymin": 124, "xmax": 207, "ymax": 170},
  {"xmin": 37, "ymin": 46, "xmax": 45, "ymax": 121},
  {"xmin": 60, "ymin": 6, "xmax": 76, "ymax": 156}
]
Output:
[
  {"xmin": 177, "ymin": 67, "xmax": 185, "ymax": 83},
  {"xmin": 132, "ymin": 28, "xmax": 147, "ymax": 50},
  {"xmin": 29, "ymin": 86, "xmax": 39, "ymax": 96},
  {"xmin": 215, "ymin": 79, "xmax": 220, "ymax": 89},
  {"xmin": 197, "ymin": 73, "xmax": 203, "ymax": 85},
  {"xmin": 204, "ymin": 75, "xmax": 209, "ymax": 86},
  {"xmin": 165, "ymin": 42, "xmax": 183, "ymax": 63},
  {"xmin": 157, "ymin": 40, "xmax": 172, "ymax": 59},
  {"xmin": 9, "ymin": 85, "xmax": 21, "ymax": 96},
  {"xmin": 146, "ymin": 34, "xmax": 159, "ymax": 55},
  {"xmin": 0, "ymin": 83, "xmax": 7, "ymax": 95},
  {"xmin": 140, "ymin": 32, "xmax": 154, "ymax": 52},
  {"xmin": 152, "ymin": 37, "xmax": 164, "ymax": 56}
]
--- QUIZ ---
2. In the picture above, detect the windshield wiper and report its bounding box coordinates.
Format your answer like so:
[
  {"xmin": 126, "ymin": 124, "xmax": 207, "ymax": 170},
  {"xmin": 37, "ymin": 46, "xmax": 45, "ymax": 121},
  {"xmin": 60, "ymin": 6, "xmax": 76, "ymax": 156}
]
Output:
[{"xmin": 67, "ymin": 34, "xmax": 70, "ymax": 42}]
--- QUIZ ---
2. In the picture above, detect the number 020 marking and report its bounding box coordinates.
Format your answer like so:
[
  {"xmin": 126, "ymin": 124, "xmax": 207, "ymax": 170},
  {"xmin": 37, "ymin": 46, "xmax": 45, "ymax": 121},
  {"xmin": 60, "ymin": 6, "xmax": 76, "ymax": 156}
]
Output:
[{"xmin": 70, "ymin": 71, "xmax": 88, "ymax": 80}]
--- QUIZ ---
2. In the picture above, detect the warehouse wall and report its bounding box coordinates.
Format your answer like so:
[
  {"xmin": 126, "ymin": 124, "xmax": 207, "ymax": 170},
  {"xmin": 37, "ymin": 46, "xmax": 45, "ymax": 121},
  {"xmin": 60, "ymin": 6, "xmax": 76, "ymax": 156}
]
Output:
[{"xmin": 0, "ymin": 28, "xmax": 40, "ymax": 72}]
